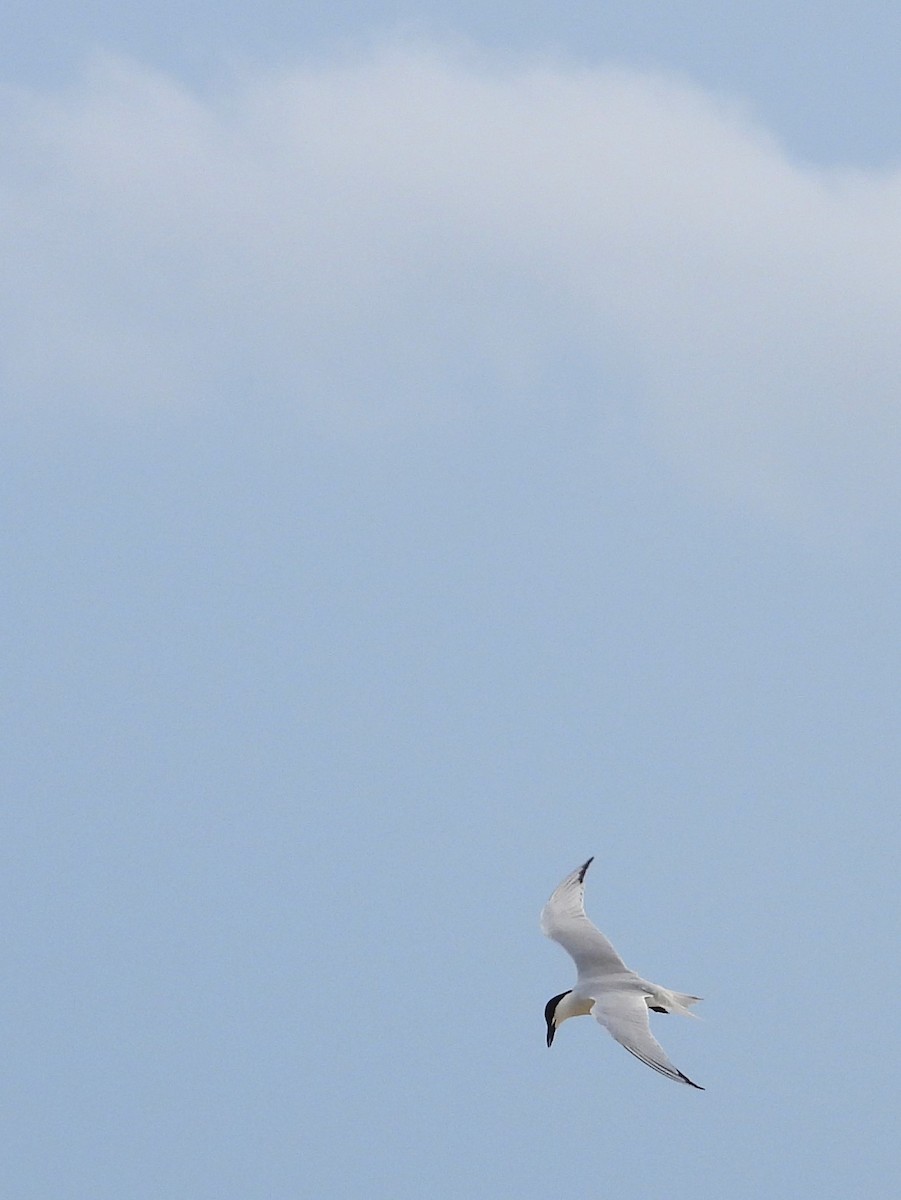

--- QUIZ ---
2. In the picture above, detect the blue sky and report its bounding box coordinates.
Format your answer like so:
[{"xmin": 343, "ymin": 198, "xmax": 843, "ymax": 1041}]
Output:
[{"xmin": 3, "ymin": 5, "xmax": 900, "ymax": 1198}]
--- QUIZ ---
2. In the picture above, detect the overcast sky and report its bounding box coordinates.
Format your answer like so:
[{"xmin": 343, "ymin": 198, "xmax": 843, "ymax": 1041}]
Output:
[{"xmin": 4, "ymin": 5, "xmax": 900, "ymax": 1199}]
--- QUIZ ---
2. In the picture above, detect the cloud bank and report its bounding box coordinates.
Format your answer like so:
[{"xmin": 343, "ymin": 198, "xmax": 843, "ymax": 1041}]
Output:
[{"xmin": 3, "ymin": 44, "xmax": 901, "ymax": 527}]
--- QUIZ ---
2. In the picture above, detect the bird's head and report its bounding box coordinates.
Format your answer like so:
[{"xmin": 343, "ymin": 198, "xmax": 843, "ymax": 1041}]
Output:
[{"xmin": 544, "ymin": 990, "xmax": 572, "ymax": 1047}]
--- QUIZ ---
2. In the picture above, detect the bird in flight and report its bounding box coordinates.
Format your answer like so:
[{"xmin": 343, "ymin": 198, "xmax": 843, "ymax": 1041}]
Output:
[{"xmin": 541, "ymin": 857, "xmax": 704, "ymax": 1088}]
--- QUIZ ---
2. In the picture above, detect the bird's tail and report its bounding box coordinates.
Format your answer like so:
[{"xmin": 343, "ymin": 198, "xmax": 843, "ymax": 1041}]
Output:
[
  {"xmin": 668, "ymin": 990, "xmax": 703, "ymax": 1017},
  {"xmin": 650, "ymin": 988, "xmax": 703, "ymax": 1017}
]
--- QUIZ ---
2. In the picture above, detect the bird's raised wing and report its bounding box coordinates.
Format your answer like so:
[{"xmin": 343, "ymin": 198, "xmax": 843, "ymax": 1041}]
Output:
[
  {"xmin": 540, "ymin": 858, "xmax": 629, "ymax": 977},
  {"xmin": 591, "ymin": 991, "xmax": 704, "ymax": 1089}
]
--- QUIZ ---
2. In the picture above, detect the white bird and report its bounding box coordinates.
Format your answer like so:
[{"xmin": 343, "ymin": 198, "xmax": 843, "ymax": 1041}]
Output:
[{"xmin": 541, "ymin": 857, "xmax": 704, "ymax": 1089}]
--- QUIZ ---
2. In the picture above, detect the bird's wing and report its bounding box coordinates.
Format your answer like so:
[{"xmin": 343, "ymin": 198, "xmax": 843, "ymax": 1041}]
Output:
[
  {"xmin": 540, "ymin": 858, "xmax": 629, "ymax": 977},
  {"xmin": 590, "ymin": 991, "xmax": 704, "ymax": 1089}
]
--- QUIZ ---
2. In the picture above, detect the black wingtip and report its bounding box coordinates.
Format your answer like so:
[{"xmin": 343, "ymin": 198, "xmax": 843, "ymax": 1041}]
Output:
[
  {"xmin": 577, "ymin": 856, "xmax": 594, "ymax": 881},
  {"xmin": 680, "ymin": 1072, "xmax": 705, "ymax": 1090}
]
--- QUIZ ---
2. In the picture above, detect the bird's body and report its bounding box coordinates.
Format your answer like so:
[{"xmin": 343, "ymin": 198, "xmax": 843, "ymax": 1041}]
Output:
[{"xmin": 541, "ymin": 857, "xmax": 703, "ymax": 1089}]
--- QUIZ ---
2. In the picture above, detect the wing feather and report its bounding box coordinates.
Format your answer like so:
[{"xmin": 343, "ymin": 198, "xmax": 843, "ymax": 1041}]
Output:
[
  {"xmin": 591, "ymin": 992, "xmax": 703, "ymax": 1089},
  {"xmin": 540, "ymin": 858, "xmax": 629, "ymax": 976}
]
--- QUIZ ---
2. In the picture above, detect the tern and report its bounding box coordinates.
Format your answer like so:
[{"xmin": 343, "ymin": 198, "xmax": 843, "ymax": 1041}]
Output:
[{"xmin": 541, "ymin": 857, "xmax": 704, "ymax": 1089}]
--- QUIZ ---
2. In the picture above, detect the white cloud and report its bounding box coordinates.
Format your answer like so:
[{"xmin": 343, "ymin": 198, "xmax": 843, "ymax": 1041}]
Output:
[{"xmin": 3, "ymin": 44, "xmax": 901, "ymax": 529}]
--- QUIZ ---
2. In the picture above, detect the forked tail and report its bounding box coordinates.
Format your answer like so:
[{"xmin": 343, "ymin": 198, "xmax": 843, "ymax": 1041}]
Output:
[
  {"xmin": 649, "ymin": 988, "xmax": 703, "ymax": 1016},
  {"xmin": 668, "ymin": 990, "xmax": 703, "ymax": 1016}
]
